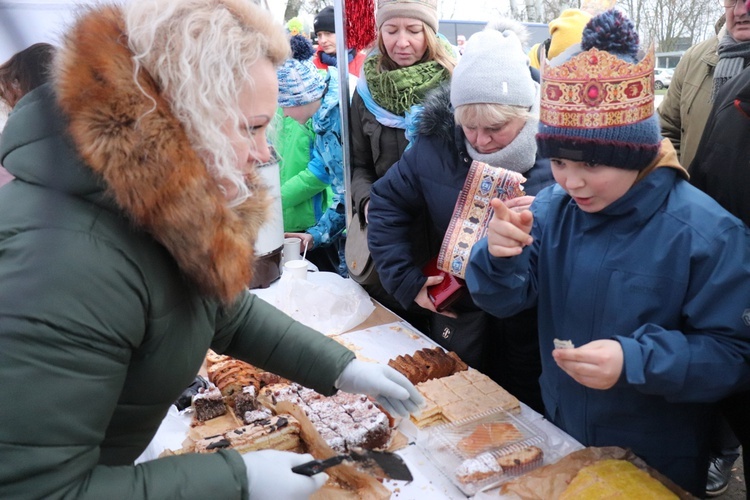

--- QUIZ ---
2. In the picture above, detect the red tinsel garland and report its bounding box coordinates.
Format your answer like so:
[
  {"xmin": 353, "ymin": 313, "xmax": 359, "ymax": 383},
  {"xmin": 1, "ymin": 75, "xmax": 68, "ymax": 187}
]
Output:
[{"xmin": 345, "ymin": 0, "xmax": 376, "ymax": 51}]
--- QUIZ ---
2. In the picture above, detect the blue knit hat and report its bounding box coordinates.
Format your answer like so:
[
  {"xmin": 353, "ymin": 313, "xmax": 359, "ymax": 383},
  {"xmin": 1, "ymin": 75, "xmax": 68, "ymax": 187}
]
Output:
[
  {"xmin": 277, "ymin": 35, "xmax": 326, "ymax": 108},
  {"xmin": 537, "ymin": 10, "xmax": 661, "ymax": 171}
]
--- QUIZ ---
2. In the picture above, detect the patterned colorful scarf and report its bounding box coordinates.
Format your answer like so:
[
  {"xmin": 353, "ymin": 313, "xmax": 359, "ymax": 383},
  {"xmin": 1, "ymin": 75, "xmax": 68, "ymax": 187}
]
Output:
[{"xmin": 362, "ymin": 55, "xmax": 449, "ymax": 115}]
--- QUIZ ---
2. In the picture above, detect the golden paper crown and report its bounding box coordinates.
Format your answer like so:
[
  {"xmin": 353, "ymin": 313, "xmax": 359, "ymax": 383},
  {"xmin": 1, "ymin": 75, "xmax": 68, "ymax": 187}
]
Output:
[{"xmin": 540, "ymin": 47, "xmax": 655, "ymax": 129}]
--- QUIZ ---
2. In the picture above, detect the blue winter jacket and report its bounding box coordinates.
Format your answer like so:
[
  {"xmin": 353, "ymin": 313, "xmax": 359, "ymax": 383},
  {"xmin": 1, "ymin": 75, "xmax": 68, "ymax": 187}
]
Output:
[
  {"xmin": 369, "ymin": 84, "xmax": 554, "ymax": 309},
  {"xmin": 305, "ymin": 69, "xmax": 346, "ymax": 248},
  {"xmin": 466, "ymin": 145, "xmax": 750, "ymax": 487}
]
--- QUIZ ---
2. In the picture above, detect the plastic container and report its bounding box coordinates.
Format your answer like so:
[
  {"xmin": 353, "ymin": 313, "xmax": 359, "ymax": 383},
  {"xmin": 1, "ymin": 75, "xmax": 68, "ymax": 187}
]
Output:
[{"xmin": 420, "ymin": 407, "xmax": 548, "ymax": 496}]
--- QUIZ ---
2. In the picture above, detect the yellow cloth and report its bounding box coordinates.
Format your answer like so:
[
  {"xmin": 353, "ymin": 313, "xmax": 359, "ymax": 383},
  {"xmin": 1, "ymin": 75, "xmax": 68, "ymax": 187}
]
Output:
[
  {"xmin": 528, "ymin": 42, "xmax": 541, "ymax": 69},
  {"xmin": 560, "ymin": 459, "xmax": 678, "ymax": 499},
  {"xmin": 548, "ymin": 9, "xmax": 592, "ymax": 60}
]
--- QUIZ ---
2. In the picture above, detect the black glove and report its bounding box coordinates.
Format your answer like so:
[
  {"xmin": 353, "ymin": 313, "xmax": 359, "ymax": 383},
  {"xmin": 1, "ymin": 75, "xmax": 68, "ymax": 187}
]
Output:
[{"xmin": 173, "ymin": 375, "xmax": 210, "ymax": 411}]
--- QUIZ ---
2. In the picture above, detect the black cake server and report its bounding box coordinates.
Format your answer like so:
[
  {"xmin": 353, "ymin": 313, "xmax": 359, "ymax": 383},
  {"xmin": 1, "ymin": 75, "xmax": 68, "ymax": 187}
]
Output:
[{"xmin": 292, "ymin": 447, "xmax": 413, "ymax": 481}]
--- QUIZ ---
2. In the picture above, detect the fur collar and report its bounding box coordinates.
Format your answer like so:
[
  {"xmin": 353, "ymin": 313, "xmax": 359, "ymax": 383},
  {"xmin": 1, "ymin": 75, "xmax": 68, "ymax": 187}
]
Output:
[
  {"xmin": 54, "ymin": 4, "xmax": 268, "ymax": 304},
  {"xmin": 416, "ymin": 82, "xmax": 460, "ymax": 151}
]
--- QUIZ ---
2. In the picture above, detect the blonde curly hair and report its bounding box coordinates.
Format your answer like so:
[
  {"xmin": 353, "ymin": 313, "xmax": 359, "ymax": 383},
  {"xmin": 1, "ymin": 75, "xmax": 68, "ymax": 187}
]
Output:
[{"xmin": 124, "ymin": 0, "xmax": 288, "ymax": 206}]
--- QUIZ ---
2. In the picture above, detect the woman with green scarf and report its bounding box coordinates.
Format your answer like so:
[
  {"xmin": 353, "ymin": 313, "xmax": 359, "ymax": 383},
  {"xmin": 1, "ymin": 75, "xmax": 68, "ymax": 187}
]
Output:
[{"xmin": 348, "ymin": 0, "xmax": 455, "ymax": 332}]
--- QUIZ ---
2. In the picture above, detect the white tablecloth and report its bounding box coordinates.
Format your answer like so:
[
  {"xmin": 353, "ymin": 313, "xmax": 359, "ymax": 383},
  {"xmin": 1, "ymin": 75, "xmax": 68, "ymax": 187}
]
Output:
[{"xmin": 137, "ymin": 271, "xmax": 584, "ymax": 498}]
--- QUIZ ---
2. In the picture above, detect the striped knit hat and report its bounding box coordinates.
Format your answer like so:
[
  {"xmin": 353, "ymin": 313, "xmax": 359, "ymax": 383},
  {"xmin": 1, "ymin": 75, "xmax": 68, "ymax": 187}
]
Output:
[
  {"xmin": 537, "ymin": 10, "xmax": 661, "ymax": 171},
  {"xmin": 277, "ymin": 35, "xmax": 326, "ymax": 108}
]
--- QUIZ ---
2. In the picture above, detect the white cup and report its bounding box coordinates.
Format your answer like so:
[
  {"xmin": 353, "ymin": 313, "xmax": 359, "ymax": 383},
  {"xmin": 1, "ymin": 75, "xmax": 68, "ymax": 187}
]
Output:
[
  {"xmin": 283, "ymin": 259, "xmax": 308, "ymax": 280},
  {"xmin": 282, "ymin": 237, "xmax": 301, "ymax": 264}
]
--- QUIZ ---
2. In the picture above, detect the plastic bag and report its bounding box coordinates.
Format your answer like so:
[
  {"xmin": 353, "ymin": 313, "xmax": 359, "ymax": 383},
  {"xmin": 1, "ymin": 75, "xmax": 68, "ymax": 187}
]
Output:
[{"xmin": 274, "ymin": 271, "xmax": 375, "ymax": 336}]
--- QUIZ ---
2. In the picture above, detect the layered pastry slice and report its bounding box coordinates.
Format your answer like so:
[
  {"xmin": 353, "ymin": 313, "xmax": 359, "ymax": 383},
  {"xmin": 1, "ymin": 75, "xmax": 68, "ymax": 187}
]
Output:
[{"xmin": 194, "ymin": 414, "xmax": 303, "ymax": 454}]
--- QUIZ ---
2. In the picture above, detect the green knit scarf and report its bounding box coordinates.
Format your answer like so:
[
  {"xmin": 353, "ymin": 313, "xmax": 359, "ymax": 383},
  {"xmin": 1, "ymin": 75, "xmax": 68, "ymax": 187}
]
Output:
[{"xmin": 363, "ymin": 56, "xmax": 450, "ymax": 115}]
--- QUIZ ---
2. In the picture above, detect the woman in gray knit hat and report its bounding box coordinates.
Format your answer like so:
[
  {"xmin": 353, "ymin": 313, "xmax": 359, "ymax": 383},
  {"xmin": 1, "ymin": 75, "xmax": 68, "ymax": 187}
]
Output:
[{"xmin": 366, "ymin": 19, "xmax": 554, "ymax": 412}]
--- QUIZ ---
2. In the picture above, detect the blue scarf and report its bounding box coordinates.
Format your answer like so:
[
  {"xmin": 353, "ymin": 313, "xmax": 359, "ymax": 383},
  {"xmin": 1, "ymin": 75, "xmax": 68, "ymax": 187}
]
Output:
[
  {"xmin": 356, "ymin": 75, "xmax": 423, "ymax": 146},
  {"xmin": 319, "ymin": 49, "xmax": 355, "ymax": 67}
]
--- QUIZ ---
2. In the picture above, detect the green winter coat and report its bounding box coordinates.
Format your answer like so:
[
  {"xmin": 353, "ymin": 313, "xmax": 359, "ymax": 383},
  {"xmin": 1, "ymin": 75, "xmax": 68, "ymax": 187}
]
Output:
[
  {"xmin": 0, "ymin": 7, "xmax": 355, "ymax": 499},
  {"xmin": 273, "ymin": 109, "xmax": 331, "ymax": 232}
]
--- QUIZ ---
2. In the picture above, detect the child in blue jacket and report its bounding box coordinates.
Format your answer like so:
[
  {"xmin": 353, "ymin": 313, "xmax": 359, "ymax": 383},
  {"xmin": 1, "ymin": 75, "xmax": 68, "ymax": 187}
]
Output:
[
  {"xmin": 275, "ymin": 35, "xmax": 346, "ymax": 276},
  {"xmin": 465, "ymin": 10, "xmax": 750, "ymax": 496}
]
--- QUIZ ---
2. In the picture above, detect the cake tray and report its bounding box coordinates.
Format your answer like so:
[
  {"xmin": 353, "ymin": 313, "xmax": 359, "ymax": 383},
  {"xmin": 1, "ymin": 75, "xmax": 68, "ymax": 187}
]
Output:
[{"xmin": 420, "ymin": 406, "xmax": 549, "ymax": 496}]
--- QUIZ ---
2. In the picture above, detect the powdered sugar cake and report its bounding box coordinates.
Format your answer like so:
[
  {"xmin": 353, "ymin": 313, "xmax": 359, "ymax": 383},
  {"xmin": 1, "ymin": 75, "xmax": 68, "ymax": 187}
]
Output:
[
  {"xmin": 456, "ymin": 446, "xmax": 544, "ymax": 485},
  {"xmin": 191, "ymin": 385, "xmax": 227, "ymax": 422},
  {"xmin": 411, "ymin": 369, "xmax": 520, "ymax": 428},
  {"xmin": 259, "ymin": 383, "xmax": 392, "ymax": 453}
]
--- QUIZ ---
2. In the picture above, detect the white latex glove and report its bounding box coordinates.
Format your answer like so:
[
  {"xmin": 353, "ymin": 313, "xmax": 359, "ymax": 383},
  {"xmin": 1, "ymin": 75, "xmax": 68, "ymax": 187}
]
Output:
[
  {"xmin": 335, "ymin": 359, "xmax": 425, "ymax": 417},
  {"xmin": 242, "ymin": 449, "xmax": 327, "ymax": 500}
]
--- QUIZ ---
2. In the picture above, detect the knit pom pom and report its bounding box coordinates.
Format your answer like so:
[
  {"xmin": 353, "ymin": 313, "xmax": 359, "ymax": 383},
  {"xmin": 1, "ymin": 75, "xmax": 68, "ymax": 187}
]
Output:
[
  {"xmin": 484, "ymin": 18, "xmax": 530, "ymax": 47},
  {"xmin": 581, "ymin": 9, "xmax": 639, "ymax": 60},
  {"xmin": 289, "ymin": 34, "xmax": 315, "ymax": 61},
  {"xmin": 286, "ymin": 17, "xmax": 304, "ymax": 37}
]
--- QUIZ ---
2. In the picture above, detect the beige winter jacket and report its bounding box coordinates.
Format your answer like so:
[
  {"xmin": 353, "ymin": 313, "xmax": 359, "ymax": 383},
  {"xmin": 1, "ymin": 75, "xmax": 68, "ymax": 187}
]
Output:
[{"xmin": 657, "ymin": 36, "xmax": 719, "ymax": 170}]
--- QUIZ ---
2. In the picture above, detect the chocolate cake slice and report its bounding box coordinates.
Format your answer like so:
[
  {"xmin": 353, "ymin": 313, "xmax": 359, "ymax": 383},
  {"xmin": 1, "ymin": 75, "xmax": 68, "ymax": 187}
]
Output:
[
  {"xmin": 234, "ymin": 385, "xmax": 259, "ymax": 419},
  {"xmin": 192, "ymin": 385, "xmax": 227, "ymax": 422}
]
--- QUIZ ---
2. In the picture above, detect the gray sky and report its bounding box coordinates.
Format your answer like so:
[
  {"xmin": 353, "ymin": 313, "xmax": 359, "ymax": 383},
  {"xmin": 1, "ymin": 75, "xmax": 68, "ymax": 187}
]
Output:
[{"xmin": 0, "ymin": 0, "xmax": 100, "ymax": 62}]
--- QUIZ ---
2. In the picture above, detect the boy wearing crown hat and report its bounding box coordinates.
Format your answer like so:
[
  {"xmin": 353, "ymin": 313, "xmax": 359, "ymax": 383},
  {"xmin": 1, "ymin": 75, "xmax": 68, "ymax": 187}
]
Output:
[{"xmin": 466, "ymin": 10, "xmax": 750, "ymax": 496}]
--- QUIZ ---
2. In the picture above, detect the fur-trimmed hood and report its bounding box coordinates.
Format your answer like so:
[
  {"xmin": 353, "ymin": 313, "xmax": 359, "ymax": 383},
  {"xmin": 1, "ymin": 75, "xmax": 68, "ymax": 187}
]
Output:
[
  {"xmin": 416, "ymin": 82, "xmax": 462, "ymax": 154},
  {"xmin": 47, "ymin": 5, "xmax": 268, "ymax": 303}
]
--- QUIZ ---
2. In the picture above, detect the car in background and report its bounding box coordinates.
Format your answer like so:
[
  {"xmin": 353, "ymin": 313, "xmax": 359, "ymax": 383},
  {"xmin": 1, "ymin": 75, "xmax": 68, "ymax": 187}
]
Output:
[{"xmin": 654, "ymin": 68, "xmax": 673, "ymax": 90}]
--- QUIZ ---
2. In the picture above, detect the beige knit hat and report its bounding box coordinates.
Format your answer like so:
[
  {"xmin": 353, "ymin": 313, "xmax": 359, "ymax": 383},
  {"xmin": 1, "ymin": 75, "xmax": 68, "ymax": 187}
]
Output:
[{"xmin": 376, "ymin": 0, "xmax": 439, "ymax": 32}]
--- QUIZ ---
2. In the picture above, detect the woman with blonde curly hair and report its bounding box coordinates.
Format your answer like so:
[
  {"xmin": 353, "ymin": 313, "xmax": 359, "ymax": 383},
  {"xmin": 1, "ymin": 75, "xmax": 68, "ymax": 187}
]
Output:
[{"xmin": 0, "ymin": 1, "xmax": 422, "ymax": 498}]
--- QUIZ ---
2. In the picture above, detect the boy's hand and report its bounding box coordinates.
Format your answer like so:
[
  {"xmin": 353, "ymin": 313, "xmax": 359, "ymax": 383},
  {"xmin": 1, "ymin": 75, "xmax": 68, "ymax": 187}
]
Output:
[
  {"xmin": 487, "ymin": 198, "xmax": 534, "ymax": 257},
  {"xmin": 552, "ymin": 339, "xmax": 624, "ymax": 390},
  {"xmin": 504, "ymin": 195, "xmax": 535, "ymax": 213},
  {"xmin": 284, "ymin": 232, "xmax": 313, "ymax": 251}
]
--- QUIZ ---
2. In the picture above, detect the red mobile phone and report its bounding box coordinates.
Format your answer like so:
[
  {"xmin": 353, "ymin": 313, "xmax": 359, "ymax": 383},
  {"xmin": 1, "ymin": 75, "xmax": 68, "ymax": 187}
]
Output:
[{"xmin": 422, "ymin": 257, "xmax": 466, "ymax": 312}]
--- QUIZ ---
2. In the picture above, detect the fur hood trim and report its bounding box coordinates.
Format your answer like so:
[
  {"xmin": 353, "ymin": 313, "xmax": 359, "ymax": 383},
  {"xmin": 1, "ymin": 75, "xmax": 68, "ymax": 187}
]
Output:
[
  {"xmin": 54, "ymin": 4, "xmax": 268, "ymax": 304},
  {"xmin": 416, "ymin": 82, "xmax": 459, "ymax": 149}
]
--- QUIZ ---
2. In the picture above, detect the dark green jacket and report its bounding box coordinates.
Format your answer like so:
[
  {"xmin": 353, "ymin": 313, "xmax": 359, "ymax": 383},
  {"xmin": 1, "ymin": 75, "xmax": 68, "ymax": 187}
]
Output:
[{"xmin": 0, "ymin": 12, "xmax": 354, "ymax": 498}]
